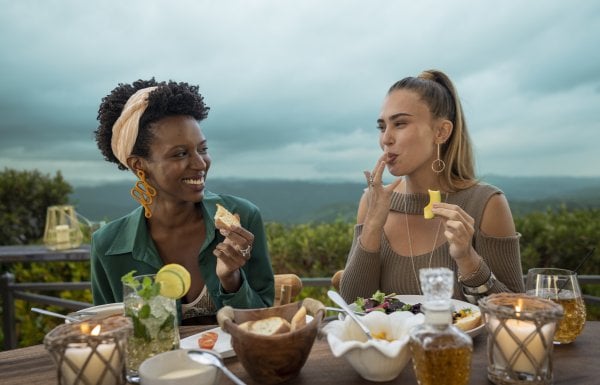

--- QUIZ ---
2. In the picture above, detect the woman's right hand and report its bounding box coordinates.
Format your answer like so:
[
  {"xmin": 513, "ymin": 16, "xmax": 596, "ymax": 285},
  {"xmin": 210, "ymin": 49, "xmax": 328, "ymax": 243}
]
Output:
[{"xmin": 359, "ymin": 156, "xmax": 402, "ymax": 250}]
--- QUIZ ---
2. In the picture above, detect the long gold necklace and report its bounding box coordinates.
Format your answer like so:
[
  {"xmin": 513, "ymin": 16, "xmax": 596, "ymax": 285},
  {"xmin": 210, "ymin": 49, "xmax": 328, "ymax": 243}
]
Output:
[{"xmin": 403, "ymin": 182, "xmax": 445, "ymax": 295}]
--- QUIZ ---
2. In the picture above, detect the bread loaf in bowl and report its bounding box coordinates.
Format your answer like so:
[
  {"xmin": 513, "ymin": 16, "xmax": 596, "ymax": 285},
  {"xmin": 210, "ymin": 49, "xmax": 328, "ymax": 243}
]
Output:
[{"xmin": 217, "ymin": 299, "xmax": 325, "ymax": 385}]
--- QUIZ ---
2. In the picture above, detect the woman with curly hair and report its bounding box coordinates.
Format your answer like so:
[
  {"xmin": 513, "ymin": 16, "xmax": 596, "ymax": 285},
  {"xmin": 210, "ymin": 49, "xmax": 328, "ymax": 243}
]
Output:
[
  {"xmin": 340, "ymin": 69, "xmax": 524, "ymax": 304},
  {"xmin": 91, "ymin": 78, "xmax": 274, "ymax": 321}
]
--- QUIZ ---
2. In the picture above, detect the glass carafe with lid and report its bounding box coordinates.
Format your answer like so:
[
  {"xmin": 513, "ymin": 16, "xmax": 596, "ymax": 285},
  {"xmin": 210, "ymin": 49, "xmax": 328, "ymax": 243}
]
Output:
[{"xmin": 409, "ymin": 267, "xmax": 473, "ymax": 385}]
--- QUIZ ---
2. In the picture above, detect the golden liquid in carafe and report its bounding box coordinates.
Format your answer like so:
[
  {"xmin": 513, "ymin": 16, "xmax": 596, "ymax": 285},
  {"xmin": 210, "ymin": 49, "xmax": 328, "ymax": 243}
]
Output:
[
  {"xmin": 552, "ymin": 296, "xmax": 586, "ymax": 344},
  {"xmin": 410, "ymin": 334, "xmax": 472, "ymax": 385}
]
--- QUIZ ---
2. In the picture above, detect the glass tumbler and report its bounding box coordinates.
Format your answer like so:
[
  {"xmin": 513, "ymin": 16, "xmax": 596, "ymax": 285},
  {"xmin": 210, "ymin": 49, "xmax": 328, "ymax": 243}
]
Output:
[
  {"xmin": 525, "ymin": 268, "xmax": 586, "ymax": 344},
  {"xmin": 123, "ymin": 274, "xmax": 179, "ymax": 383}
]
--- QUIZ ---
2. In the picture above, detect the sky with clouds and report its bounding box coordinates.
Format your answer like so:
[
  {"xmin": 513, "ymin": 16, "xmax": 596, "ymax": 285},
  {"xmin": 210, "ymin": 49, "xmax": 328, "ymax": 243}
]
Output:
[{"xmin": 1, "ymin": 0, "xmax": 599, "ymax": 186}]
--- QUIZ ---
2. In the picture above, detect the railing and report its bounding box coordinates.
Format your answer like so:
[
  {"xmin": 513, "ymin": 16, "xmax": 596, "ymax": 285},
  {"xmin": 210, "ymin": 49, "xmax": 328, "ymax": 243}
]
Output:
[{"xmin": 1, "ymin": 245, "xmax": 599, "ymax": 350}]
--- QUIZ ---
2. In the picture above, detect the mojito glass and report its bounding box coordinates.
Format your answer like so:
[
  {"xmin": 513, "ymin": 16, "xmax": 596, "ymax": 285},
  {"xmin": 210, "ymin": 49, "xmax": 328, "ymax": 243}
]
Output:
[{"xmin": 123, "ymin": 274, "xmax": 179, "ymax": 383}]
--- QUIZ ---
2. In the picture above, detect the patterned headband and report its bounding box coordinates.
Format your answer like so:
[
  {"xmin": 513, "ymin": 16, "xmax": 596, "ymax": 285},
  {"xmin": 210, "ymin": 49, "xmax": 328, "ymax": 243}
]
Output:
[{"xmin": 110, "ymin": 86, "xmax": 158, "ymax": 168}]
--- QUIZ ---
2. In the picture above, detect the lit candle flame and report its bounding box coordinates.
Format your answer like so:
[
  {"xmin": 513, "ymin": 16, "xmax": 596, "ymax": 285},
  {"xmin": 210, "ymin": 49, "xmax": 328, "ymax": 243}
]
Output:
[
  {"xmin": 91, "ymin": 325, "xmax": 101, "ymax": 336},
  {"xmin": 515, "ymin": 299, "xmax": 523, "ymax": 317},
  {"xmin": 79, "ymin": 322, "xmax": 102, "ymax": 335},
  {"xmin": 80, "ymin": 322, "xmax": 90, "ymax": 334}
]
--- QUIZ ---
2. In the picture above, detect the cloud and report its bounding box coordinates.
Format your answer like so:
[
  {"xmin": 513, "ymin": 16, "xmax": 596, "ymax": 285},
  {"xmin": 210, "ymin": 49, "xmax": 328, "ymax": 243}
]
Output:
[{"xmin": 1, "ymin": 0, "xmax": 599, "ymax": 185}]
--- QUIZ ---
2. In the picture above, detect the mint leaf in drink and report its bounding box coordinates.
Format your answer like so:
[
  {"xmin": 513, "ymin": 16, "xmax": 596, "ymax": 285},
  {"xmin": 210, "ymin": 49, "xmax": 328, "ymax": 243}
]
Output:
[
  {"xmin": 138, "ymin": 276, "xmax": 160, "ymax": 300},
  {"xmin": 139, "ymin": 304, "xmax": 151, "ymax": 319},
  {"xmin": 121, "ymin": 270, "xmax": 139, "ymax": 290},
  {"xmin": 121, "ymin": 270, "xmax": 161, "ymax": 300}
]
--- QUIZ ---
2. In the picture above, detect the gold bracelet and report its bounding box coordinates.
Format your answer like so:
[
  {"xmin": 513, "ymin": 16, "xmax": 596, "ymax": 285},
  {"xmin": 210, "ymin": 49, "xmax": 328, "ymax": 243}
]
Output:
[{"xmin": 457, "ymin": 257, "xmax": 483, "ymax": 283}]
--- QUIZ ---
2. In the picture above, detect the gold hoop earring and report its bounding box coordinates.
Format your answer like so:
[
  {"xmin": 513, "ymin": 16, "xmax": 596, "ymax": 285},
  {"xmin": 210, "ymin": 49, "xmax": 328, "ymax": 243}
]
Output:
[
  {"xmin": 431, "ymin": 143, "xmax": 446, "ymax": 174},
  {"xmin": 131, "ymin": 169, "xmax": 157, "ymax": 218}
]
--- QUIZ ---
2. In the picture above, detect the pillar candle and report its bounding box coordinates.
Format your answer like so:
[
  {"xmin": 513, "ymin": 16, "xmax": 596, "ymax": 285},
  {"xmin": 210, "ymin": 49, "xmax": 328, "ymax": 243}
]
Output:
[
  {"xmin": 489, "ymin": 317, "xmax": 553, "ymax": 375},
  {"xmin": 55, "ymin": 224, "xmax": 70, "ymax": 244},
  {"xmin": 60, "ymin": 325, "xmax": 121, "ymax": 385}
]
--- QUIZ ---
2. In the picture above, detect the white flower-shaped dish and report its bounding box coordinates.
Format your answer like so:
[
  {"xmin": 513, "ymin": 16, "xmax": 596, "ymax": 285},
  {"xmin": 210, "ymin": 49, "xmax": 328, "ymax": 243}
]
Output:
[{"xmin": 323, "ymin": 311, "xmax": 425, "ymax": 382}]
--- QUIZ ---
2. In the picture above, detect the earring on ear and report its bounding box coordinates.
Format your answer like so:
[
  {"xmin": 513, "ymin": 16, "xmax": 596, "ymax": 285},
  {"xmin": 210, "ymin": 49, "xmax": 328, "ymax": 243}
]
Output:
[
  {"xmin": 131, "ymin": 169, "xmax": 157, "ymax": 218},
  {"xmin": 431, "ymin": 143, "xmax": 446, "ymax": 174}
]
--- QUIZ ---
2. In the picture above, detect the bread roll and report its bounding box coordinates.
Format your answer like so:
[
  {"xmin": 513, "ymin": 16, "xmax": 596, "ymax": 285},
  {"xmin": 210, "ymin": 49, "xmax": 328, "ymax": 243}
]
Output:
[
  {"xmin": 215, "ymin": 203, "xmax": 240, "ymax": 230},
  {"xmin": 238, "ymin": 316, "xmax": 291, "ymax": 336},
  {"xmin": 290, "ymin": 306, "xmax": 307, "ymax": 331},
  {"xmin": 453, "ymin": 309, "xmax": 482, "ymax": 331}
]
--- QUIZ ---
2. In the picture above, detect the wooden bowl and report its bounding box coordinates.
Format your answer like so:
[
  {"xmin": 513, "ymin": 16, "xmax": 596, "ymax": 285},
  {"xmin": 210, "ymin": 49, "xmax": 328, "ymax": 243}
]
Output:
[{"xmin": 217, "ymin": 298, "xmax": 325, "ymax": 385}]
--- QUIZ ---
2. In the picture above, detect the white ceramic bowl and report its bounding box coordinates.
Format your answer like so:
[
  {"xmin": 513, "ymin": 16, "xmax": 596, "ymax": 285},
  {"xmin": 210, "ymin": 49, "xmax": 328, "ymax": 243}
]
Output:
[
  {"xmin": 139, "ymin": 349, "xmax": 220, "ymax": 385},
  {"xmin": 323, "ymin": 311, "xmax": 425, "ymax": 382}
]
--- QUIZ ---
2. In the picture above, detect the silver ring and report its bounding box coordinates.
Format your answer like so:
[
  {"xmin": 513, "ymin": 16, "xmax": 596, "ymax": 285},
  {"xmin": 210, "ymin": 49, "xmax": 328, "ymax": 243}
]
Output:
[
  {"xmin": 369, "ymin": 176, "xmax": 375, "ymax": 187},
  {"xmin": 240, "ymin": 245, "xmax": 252, "ymax": 258}
]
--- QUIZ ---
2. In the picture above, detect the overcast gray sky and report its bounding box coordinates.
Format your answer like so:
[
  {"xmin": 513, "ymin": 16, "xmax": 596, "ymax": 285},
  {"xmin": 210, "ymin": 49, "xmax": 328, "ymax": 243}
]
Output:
[{"xmin": 1, "ymin": 0, "xmax": 599, "ymax": 186}]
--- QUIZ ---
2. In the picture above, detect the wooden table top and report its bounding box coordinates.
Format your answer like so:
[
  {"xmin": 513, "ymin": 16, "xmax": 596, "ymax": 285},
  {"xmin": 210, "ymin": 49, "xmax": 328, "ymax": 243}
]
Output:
[{"xmin": 1, "ymin": 321, "xmax": 599, "ymax": 385}]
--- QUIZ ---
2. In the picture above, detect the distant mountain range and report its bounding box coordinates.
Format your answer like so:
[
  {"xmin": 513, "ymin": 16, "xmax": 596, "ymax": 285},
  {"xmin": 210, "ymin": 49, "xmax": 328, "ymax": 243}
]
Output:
[{"xmin": 70, "ymin": 175, "xmax": 600, "ymax": 224}]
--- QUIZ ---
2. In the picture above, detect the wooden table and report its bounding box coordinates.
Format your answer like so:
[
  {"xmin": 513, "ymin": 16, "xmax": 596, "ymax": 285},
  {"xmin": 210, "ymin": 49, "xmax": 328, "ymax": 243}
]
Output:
[{"xmin": 1, "ymin": 322, "xmax": 599, "ymax": 385}]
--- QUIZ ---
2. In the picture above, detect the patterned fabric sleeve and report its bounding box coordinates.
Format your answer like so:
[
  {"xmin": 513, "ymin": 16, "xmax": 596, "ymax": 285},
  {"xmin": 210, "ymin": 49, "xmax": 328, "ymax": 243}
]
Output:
[{"xmin": 339, "ymin": 224, "xmax": 382, "ymax": 303}]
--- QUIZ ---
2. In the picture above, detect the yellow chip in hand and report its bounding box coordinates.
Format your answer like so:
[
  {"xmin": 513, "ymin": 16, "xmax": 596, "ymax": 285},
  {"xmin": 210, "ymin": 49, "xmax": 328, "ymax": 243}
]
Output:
[
  {"xmin": 156, "ymin": 263, "xmax": 191, "ymax": 299},
  {"xmin": 423, "ymin": 189, "xmax": 441, "ymax": 219}
]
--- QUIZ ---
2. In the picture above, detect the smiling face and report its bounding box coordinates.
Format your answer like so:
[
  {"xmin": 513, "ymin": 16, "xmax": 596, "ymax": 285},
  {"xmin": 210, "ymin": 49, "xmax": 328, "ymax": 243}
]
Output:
[
  {"xmin": 377, "ymin": 89, "xmax": 444, "ymax": 178},
  {"xmin": 133, "ymin": 115, "xmax": 211, "ymax": 204}
]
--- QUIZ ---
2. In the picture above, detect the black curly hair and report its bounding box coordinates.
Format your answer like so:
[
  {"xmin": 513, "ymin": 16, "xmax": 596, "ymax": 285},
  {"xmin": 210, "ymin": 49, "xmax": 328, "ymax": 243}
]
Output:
[{"xmin": 95, "ymin": 78, "xmax": 210, "ymax": 170}]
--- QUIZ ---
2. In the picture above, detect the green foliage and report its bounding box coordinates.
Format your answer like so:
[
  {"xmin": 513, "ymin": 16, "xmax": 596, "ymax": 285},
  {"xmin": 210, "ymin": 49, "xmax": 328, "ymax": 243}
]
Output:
[
  {"xmin": 0, "ymin": 168, "xmax": 72, "ymax": 246},
  {"xmin": 266, "ymin": 220, "xmax": 353, "ymax": 277},
  {"xmin": 515, "ymin": 206, "xmax": 600, "ymax": 274},
  {"xmin": 9, "ymin": 261, "xmax": 93, "ymax": 348}
]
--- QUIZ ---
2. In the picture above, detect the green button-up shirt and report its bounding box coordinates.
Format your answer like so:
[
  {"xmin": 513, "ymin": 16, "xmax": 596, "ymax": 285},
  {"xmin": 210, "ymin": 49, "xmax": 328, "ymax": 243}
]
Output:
[{"xmin": 90, "ymin": 191, "xmax": 274, "ymax": 318}]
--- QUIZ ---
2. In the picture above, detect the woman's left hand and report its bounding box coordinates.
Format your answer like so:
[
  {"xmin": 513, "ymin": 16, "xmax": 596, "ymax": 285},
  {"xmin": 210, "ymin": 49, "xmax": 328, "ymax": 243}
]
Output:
[
  {"xmin": 431, "ymin": 202, "xmax": 476, "ymax": 261},
  {"xmin": 213, "ymin": 225, "xmax": 255, "ymax": 291}
]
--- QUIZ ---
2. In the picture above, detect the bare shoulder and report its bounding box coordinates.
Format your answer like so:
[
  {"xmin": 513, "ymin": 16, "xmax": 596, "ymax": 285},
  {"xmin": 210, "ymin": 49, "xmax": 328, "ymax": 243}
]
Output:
[{"xmin": 480, "ymin": 193, "xmax": 516, "ymax": 237}]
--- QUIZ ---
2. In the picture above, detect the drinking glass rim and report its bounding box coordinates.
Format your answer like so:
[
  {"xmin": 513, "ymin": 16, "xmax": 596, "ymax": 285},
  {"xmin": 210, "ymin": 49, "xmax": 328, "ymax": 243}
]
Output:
[{"xmin": 527, "ymin": 267, "xmax": 576, "ymax": 276}]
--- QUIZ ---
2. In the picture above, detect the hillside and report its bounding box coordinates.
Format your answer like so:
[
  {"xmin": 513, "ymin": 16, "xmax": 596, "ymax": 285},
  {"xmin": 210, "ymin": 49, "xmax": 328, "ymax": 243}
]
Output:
[{"xmin": 70, "ymin": 176, "xmax": 600, "ymax": 224}]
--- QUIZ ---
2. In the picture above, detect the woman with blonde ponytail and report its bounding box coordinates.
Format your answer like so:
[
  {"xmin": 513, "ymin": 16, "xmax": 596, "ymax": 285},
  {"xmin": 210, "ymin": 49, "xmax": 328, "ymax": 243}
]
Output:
[{"xmin": 340, "ymin": 69, "xmax": 524, "ymax": 304}]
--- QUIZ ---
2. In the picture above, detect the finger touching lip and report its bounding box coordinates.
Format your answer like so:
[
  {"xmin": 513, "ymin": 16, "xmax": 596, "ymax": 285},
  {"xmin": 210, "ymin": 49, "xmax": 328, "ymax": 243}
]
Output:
[{"xmin": 385, "ymin": 153, "xmax": 398, "ymax": 164}]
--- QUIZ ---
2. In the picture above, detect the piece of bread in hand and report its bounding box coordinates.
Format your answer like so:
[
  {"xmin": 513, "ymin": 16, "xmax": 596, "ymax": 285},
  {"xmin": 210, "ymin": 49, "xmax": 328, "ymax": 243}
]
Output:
[
  {"xmin": 453, "ymin": 308, "xmax": 482, "ymax": 331},
  {"xmin": 214, "ymin": 203, "xmax": 240, "ymax": 230},
  {"xmin": 238, "ymin": 316, "xmax": 291, "ymax": 336},
  {"xmin": 290, "ymin": 306, "xmax": 307, "ymax": 332}
]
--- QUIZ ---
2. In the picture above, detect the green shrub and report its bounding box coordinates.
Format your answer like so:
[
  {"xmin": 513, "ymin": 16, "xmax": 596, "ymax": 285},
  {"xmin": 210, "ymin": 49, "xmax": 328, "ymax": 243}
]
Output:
[
  {"xmin": 0, "ymin": 168, "xmax": 72, "ymax": 246},
  {"xmin": 516, "ymin": 206, "xmax": 600, "ymax": 274}
]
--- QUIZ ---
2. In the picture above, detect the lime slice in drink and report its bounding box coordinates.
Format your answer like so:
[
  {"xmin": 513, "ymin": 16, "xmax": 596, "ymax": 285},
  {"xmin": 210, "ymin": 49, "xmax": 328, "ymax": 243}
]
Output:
[{"xmin": 156, "ymin": 263, "xmax": 191, "ymax": 299}]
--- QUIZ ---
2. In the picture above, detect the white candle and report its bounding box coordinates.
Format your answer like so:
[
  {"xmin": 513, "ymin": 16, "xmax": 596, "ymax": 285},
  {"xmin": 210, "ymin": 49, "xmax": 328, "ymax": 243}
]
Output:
[
  {"xmin": 489, "ymin": 317, "xmax": 554, "ymax": 375},
  {"xmin": 61, "ymin": 325, "xmax": 121, "ymax": 385},
  {"xmin": 55, "ymin": 224, "xmax": 70, "ymax": 244}
]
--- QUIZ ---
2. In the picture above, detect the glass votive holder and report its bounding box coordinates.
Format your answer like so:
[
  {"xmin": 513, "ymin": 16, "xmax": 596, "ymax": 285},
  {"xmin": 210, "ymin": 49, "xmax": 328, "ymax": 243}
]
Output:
[
  {"xmin": 44, "ymin": 315, "xmax": 132, "ymax": 385},
  {"xmin": 479, "ymin": 293, "xmax": 563, "ymax": 385}
]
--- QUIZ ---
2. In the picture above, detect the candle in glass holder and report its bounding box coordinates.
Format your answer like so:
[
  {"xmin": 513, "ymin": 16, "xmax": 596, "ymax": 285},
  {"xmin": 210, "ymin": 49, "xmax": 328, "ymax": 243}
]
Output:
[
  {"xmin": 61, "ymin": 324, "xmax": 120, "ymax": 385},
  {"xmin": 45, "ymin": 315, "xmax": 132, "ymax": 385},
  {"xmin": 479, "ymin": 293, "xmax": 563, "ymax": 385},
  {"xmin": 487, "ymin": 304, "xmax": 554, "ymax": 374},
  {"xmin": 55, "ymin": 224, "xmax": 70, "ymax": 244}
]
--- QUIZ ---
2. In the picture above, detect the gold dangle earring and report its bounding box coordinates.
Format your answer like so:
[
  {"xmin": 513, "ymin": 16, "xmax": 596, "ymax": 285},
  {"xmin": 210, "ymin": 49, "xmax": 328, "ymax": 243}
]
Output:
[
  {"xmin": 131, "ymin": 169, "xmax": 157, "ymax": 218},
  {"xmin": 431, "ymin": 143, "xmax": 446, "ymax": 174}
]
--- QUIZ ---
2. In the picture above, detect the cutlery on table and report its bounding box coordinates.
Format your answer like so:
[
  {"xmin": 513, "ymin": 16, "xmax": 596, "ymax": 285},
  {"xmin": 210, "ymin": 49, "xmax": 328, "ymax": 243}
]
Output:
[
  {"xmin": 31, "ymin": 307, "xmax": 81, "ymax": 323},
  {"xmin": 188, "ymin": 350, "xmax": 246, "ymax": 385},
  {"xmin": 327, "ymin": 290, "xmax": 373, "ymax": 340}
]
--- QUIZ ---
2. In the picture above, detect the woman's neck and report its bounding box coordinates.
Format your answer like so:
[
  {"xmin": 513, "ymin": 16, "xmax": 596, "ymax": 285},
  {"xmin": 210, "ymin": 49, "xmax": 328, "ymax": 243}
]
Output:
[
  {"xmin": 148, "ymin": 201, "xmax": 203, "ymax": 229},
  {"xmin": 398, "ymin": 175, "xmax": 445, "ymax": 194}
]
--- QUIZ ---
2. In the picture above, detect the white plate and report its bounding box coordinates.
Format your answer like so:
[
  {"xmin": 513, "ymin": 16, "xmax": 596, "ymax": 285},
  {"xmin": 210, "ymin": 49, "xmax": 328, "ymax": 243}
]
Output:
[
  {"xmin": 67, "ymin": 303, "xmax": 124, "ymax": 322},
  {"xmin": 180, "ymin": 327, "xmax": 235, "ymax": 358},
  {"xmin": 349, "ymin": 295, "xmax": 485, "ymax": 338}
]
